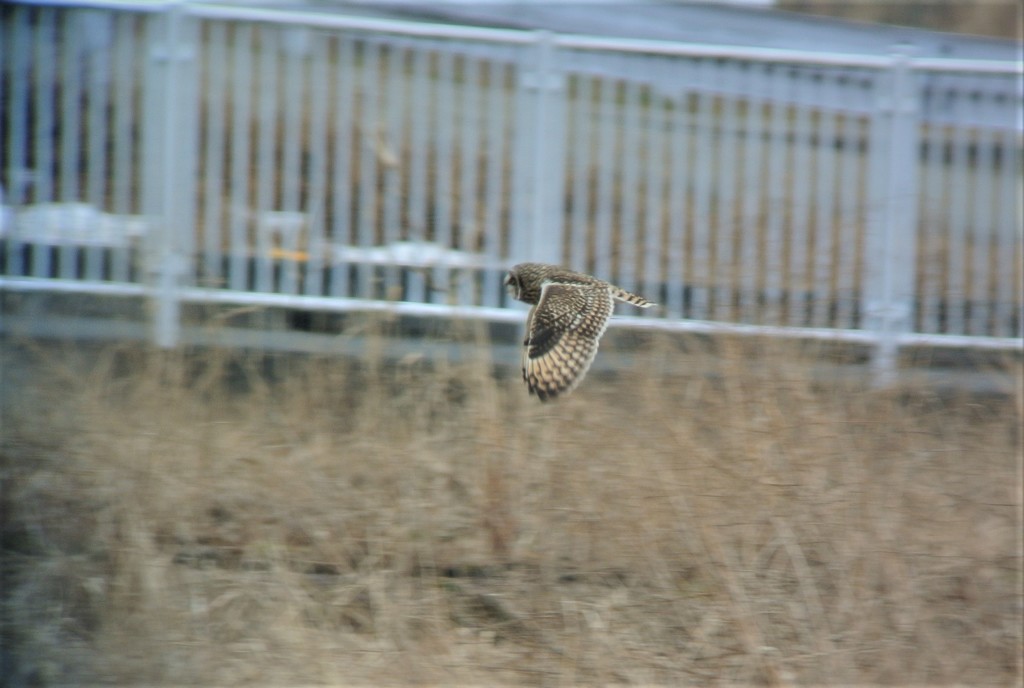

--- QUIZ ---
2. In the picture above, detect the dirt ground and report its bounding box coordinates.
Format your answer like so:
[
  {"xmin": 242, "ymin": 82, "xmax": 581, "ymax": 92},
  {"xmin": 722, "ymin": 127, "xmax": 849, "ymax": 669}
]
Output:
[{"xmin": 1, "ymin": 326, "xmax": 1021, "ymax": 686}]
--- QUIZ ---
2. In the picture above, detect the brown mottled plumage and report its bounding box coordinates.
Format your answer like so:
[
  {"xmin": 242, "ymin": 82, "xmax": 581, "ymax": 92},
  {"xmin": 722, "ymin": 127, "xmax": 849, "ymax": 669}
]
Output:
[{"xmin": 503, "ymin": 263, "xmax": 656, "ymax": 401}]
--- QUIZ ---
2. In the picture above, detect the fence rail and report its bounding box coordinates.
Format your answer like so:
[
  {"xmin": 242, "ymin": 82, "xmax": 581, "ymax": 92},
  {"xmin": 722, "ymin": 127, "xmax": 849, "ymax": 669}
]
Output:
[{"xmin": 2, "ymin": 0, "xmax": 1022, "ymax": 379}]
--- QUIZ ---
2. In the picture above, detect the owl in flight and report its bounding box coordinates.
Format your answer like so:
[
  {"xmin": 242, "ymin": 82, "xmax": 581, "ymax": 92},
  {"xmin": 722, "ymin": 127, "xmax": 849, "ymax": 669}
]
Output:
[{"xmin": 503, "ymin": 263, "xmax": 656, "ymax": 401}]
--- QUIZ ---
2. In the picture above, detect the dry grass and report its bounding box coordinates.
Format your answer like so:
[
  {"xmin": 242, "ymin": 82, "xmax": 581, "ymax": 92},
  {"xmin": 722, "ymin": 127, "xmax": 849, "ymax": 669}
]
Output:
[
  {"xmin": 1, "ymin": 324, "xmax": 1021, "ymax": 686},
  {"xmin": 777, "ymin": 0, "xmax": 1022, "ymax": 40}
]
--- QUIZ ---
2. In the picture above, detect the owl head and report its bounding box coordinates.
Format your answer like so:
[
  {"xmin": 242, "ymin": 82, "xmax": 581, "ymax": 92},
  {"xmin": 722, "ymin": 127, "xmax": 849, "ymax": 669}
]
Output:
[{"xmin": 503, "ymin": 269, "xmax": 523, "ymax": 300}]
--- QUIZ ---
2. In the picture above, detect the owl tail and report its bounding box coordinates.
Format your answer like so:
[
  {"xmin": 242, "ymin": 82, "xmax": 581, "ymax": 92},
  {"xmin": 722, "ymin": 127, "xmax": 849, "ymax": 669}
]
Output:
[{"xmin": 611, "ymin": 287, "xmax": 656, "ymax": 309}]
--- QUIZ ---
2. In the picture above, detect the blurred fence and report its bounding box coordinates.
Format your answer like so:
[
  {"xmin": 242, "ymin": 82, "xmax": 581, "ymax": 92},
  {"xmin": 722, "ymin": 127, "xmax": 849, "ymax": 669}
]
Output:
[{"xmin": 1, "ymin": 1, "xmax": 1021, "ymax": 378}]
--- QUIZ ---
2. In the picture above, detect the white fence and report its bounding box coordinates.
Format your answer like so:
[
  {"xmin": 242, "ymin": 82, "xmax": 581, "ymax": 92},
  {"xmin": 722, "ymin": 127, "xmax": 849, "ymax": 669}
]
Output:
[{"xmin": 1, "ymin": 1, "xmax": 1022, "ymax": 377}]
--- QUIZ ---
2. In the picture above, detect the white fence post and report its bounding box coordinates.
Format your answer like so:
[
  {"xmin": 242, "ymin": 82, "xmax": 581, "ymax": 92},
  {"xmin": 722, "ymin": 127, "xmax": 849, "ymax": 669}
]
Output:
[
  {"xmin": 511, "ymin": 30, "xmax": 566, "ymax": 265},
  {"xmin": 141, "ymin": 2, "xmax": 198, "ymax": 347},
  {"xmin": 864, "ymin": 46, "xmax": 920, "ymax": 384}
]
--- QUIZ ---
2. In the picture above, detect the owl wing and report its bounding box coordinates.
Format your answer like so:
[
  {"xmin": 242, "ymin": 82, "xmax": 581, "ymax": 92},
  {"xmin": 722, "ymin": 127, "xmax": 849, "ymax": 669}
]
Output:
[{"xmin": 522, "ymin": 282, "xmax": 614, "ymax": 401}]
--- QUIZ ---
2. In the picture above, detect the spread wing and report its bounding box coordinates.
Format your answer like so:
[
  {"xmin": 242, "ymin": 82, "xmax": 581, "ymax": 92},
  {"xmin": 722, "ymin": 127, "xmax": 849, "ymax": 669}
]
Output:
[{"xmin": 522, "ymin": 282, "xmax": 614, "ymax": 401}]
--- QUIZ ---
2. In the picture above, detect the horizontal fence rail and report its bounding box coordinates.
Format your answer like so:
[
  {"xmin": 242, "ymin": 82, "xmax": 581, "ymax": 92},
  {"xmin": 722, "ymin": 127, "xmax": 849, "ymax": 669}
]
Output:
[{"xmin": 1, "ymin": 1, "xmax": 1022, "ymax": 377}]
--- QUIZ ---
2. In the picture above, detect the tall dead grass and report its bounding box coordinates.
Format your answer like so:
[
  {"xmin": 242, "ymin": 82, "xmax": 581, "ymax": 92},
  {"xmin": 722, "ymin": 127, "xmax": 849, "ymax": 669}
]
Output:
[{"xmin": 1, "ymin": 325, "xmax": 1021, "ymax": 686}]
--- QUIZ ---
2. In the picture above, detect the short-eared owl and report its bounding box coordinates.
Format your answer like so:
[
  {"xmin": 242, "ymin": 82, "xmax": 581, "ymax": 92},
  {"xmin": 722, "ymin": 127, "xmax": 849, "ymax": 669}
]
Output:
[{"xmin": 504, "ymin": 263, "xmax": 655, "ymax": 401}]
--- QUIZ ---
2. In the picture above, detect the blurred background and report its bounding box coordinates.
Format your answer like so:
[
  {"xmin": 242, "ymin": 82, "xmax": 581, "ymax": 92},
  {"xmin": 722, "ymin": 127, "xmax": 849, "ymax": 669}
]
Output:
[{"xmin": 1, "ymin": 1, "xmax": 1022, "ymax": 685}]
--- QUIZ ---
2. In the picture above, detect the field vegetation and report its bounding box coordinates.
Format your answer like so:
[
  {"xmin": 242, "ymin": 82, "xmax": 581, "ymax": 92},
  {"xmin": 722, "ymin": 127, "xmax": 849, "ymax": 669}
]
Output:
[
  {"xmin": 778, "ymin": 0, "xmax": 1022, "ymax": 40},
  {"xmin": 1, "ymin": 324, "xmax": 1021, "ymax": 685}
]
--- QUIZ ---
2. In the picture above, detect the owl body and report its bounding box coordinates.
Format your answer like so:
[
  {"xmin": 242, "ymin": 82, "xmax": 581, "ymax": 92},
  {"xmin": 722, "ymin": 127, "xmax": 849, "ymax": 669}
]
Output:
[{"xmin": 503, "ymin": 263, "xmax": 655, "ymax": 401}]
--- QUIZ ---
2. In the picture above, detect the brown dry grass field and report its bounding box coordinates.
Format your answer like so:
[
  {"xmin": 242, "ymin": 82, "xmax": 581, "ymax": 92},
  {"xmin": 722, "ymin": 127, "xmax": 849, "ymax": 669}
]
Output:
[{"xmin": 1, "ymin": 321, "xmax": 1021, "ymax": 686}]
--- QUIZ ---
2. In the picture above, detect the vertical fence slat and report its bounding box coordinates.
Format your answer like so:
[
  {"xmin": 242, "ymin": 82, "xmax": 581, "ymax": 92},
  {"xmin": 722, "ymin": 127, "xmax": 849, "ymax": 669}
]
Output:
[
  {"xmin": 110, "ymin": 12, "xmax": 137, "ymax": 283},
  {"xmin": 402, "ymin": 46, "xmax": 429, "ymax": 303},
  {"xmin": 32, "ymin": 9, "xmax": 56, "ymax": 280},
  {"xmin": 278, "ymin": 28, "xmax": 306, "ymax": 296},
  {"xmin": 481, "ymin": 59, "xmax": 509, "ymax": 307},
  {"xmin": 945, "ymin": 115, "xmax": 970, "ymax": 335},
  {"xmin": 811, "ymin": 87, "xmax": 838, "ymax": 328},
  {"xmin": 739, "ymin": 64, "xmax": 765, "ymax": 324},
  {"xmin": 509, "ymin": 49, "xmax": 531, "ymax": 265},
  {"xmin": 33, "ymin": 9, "xmax": 56, "ymax": 207},
  {"xmin": 544, "ymin": 45, "xmax": 568, "ymax": 270},
  {"xmin": 457, "ymin": 54, "xmax": 481, "ymax": 306},
  {"xmin": 330, "ymin": 34, "xmax": 355, "ymax": 297},
  {"xmin": 228, "ymin": 23, "xmax": 252, "ymax": 292},
  {"xmin": 714, "ymin": 61, "xmax": 739, "ymax": 321},
  {"xmin": 302, "ymin": 32, "xmax": 328, "ymax": 298},
  {"xmin": 385, "ymin": 51, "xmax": 407, "ymax": 301},
  {"xmin": 995, "ymin": 127, "xmax": 1021, "ymax": 338},
  {"xmin": 254, "ymin": 26, "xmax": 279, "ymax": 295},
  {"xmin": 568, "ymin": 73, "xmax": 593, "ymax": 273},
  {"xmin": 280, "ymin": 31, "xmax": 304, "ymax": 217},
  {"xmin": 202, "ymin": 21, "xmax": 227, "ymax": 288},
  {"xmin": 763, "ymin": 68, "xmax": 789, "ymax": 326},
  {"xmin": 84, "ymin": 11, "xmax": 111, "ymax": 282},
  {"xmin": 665, "ymin": 75, "xmax": 690, "ymax": 320},
  {"xmin": 380, "ymin": 44, "xmax": 405, "ymax": 298},
  {"xmin": 0, "ymin": 12, "xmax": 5, "ymax": 219},
  {"xmin": 968, "ymin": 109, "xmax": 995, "ymax": 336},
  {"xmin": 593, "ymin": 76, "xmax": 616, "ymax": 280},
  {"xmin": 787, "ymin": 69, "xmax": 813, "ymax": 327},
  {"xmin": 641, "ymin": 71, "xmax": 666, "ymax": 308},
  {"xmin": 834, "ymin": 101, "xmax": 864, "ymax": 330},
  {"xmin": 56, "ymin": 11, "xmax": 80, "ymax": 280},
  {"xmin": 617, "ymin": 77, "xmax": 641, "ymax": 293},
  {"xmin": 176, "ymin": 17, "xmax": 200, "ymax": 282},
  {"xmin": 918, "ymin": 121, "xmax": 944, "ymax": 333},
  {"xmin": 355, "ymin": 40, "xmax": 380, "ymax": 298},
  {"xmin": 4, "ymin": 7, "xmax": 29, "ymax": 278},
  {"xmin": 690, "ymin": 60, "xmax": 714, "ymax": 320},
  {"xmin": 431, "ymin": 49, "xmax": 455, "ymax": 301}
]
